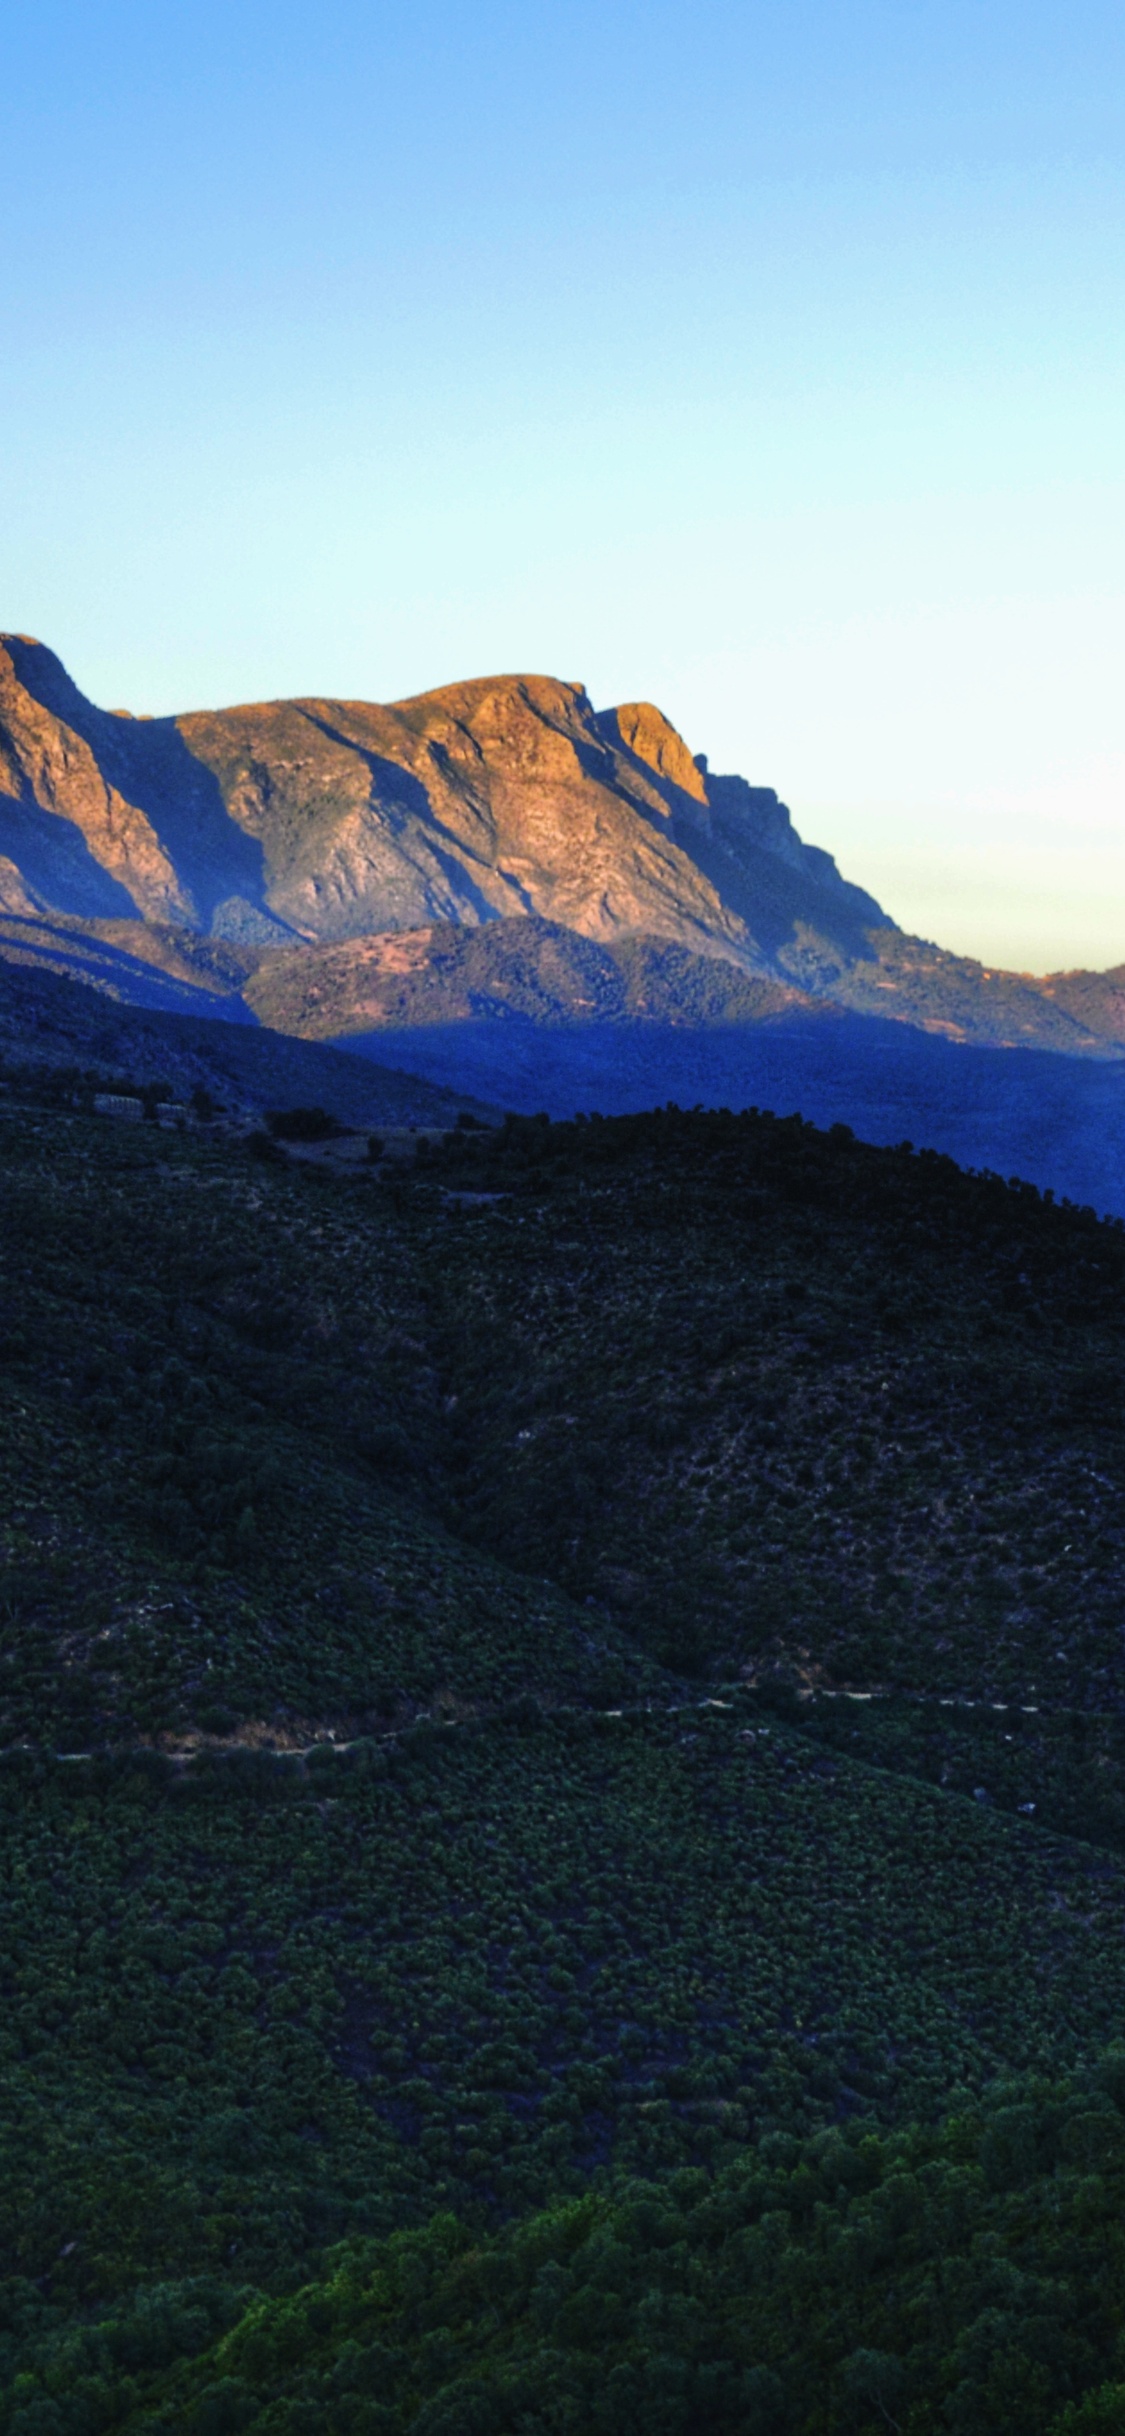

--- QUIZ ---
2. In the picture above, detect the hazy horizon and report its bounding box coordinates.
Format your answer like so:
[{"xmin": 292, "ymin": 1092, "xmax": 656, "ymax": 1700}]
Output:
[{"xmin": 3, "ymin": 0, "xmax": 1123, "ymax": 976}]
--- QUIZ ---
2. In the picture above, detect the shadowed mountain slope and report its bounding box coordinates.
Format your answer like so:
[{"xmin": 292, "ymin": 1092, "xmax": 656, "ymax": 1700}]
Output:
[
  {"xmin": 331, "ymin": 1008, "xmax": 1125, "ymax": 1217},
  {"xmin": 0, "ymin": 955, "xmax": 497, "ymax": 1128},
  {"xmin": 241, "ymin": 911, "xmax": 1120, "ymax": 1063}
]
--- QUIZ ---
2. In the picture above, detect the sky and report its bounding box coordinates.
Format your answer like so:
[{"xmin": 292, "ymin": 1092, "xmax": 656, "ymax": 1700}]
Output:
[{"xmin": 2, "ymin": 0, "xmax": 1124, "ymax": 974}]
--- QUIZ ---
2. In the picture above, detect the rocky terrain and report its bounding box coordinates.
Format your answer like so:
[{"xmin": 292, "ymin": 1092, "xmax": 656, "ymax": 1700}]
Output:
[
  {"xmin": 3, "ymin": 630, "xmax": 1121, "ymax": 1066},
  {"xmin": 7, "ymin": 633, "xmax": 1125, "ymax": 1227},
  {"xmin": 0, "ymin": 633, "xmax": 883, "ymax": 966}
]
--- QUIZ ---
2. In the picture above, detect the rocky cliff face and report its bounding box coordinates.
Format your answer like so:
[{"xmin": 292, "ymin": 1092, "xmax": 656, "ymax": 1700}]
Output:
[
  {"xmin": 0, "ymin": 637, "xmax": 889, "ymax": 971},
  {"xmin": 1, "ymin": 635, "xmax": 1121, "ymax": 1067}
]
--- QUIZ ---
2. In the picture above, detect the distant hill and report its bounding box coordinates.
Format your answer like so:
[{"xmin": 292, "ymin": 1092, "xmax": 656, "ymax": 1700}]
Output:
[
  {"xmin": 242, "ymin": 915, "xmax": 826, "ymax": 1035},
  {"xmin": 0, "ymin": 956, "xmax": 496, "ymax": 1129},
  {"xmin": 240, "ymin": 910, "xmax": 1125, "ymax": 1063}
]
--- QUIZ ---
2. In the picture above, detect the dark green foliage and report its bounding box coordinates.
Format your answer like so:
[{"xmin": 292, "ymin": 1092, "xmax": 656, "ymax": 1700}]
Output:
[
  {"xmin": 11, "ymin": 2063, "xmax": 1125, "ymax": 2433},
  {"xmin": 4, "ymin": 1708, "xmax": 1125, "ymax": 2319},
  {"xmin": 424, "ymin": 1106, "xmax": 1125, "ymax": 1703},
  {"xmin": 0, "ymin": 1103, "xmax": 655, "ymax": 1748},
  {"xmin": 5, "ymin": 1095, "xmax": 1125, "ymax": 2429},
  {"xmin": 756, "ymin": 1688, "xmax": 1125, "ymax": 1855}
]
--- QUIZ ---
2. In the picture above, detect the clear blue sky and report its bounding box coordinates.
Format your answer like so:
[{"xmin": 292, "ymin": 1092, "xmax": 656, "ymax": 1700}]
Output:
[{"xmin": 3, "ymin": 0, "xmax": 1124, "ymax": 970}]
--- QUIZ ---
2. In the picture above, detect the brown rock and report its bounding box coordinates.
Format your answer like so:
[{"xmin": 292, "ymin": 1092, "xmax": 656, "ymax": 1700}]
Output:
[
  {"xmin": 0, "ymin": 640, "xmax": 194, "ymax": 924},
  {"xmin": 599, "ymin": 700, "xmax": 709, "ymax": 804},
  {"xmin": 0, "ymin": 641, "xmax": 884, "ymax": 973}
]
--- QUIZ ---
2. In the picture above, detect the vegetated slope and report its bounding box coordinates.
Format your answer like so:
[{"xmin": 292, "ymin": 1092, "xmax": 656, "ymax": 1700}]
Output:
[
  {"xmin": 1039, "ymin": 963, "xmax": 1125, "ymax": 1044},
  {"xmin": 805, "ymin": 927, "xmax": 1122, "ymax": 1050},
  {"xmin": 7, "ymin": 911, "xmax": 1125, "ymax": 1221},
  {"xmin": 9, "ymin": 1090, "xmax": 1125, "ymax": 2427},
  {"xmin": 242, "ymin": 916, "xmax": 824, "ymax": 1038},
  {"xmin": 247, "ymin": 914, "xmax": 1118, "ymax": 1062},
  {"xmin": 759, "ymin": 1677, "xmax": 1125, "ymax": 1855},
  {"xmin": 0, "ymin": 1084, "xmax": 637, "ymax": 1753},
  {"xmin": 30, "ymin": 2070, "xmax": 1125, "ymax": 2436},
  {"xmin": 10, "ymin": 1713, "xmax": 1125, "ymax": 2421},
  {"xmin": 335, "ymin": 1000, "xmax": 1125, "ymax": 1218},
  {"xmin": 10, "ymin": 1084, "xmax": 1125, "ymax": 1737},
  {"xmin": 0, "ymin": 906, "xmax": 255, "ymax": 1019},
  {"xmin": 425, "ymin": 1107, "xmax": 1125, "ymax": 1703}
]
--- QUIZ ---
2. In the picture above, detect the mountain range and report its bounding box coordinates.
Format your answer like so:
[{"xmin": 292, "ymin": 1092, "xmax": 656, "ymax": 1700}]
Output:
[
  {"xmin": 9, "ymin": 638, "xmax": 1125, "ymax": 2431},
  {"xmin": 4, "ymin": 631, "xmax": 1125, "ymax": 1202}
]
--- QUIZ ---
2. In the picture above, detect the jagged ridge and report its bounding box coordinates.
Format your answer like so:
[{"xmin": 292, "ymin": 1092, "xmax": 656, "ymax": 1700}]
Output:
[
  {"xmin": 0, "ymin": 635, "xmax": 1121, "ymax": 1066},
  {"xmin": 0, "ymin": 635, "xmax": 885, "ymax": 967}
]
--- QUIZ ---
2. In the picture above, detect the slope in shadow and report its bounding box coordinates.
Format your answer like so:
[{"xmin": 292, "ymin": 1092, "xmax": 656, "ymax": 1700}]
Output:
[
  {"xmin": 4, "ymin": 637, "xmax": 277, "ymax": 932},
  {"xmin": 0, "ymin": 788, "xmax": 138, "ymax": 918},
  {"xmin": 336, "ymin": 1011, "xmax": 1125, "ymax": 1216}
]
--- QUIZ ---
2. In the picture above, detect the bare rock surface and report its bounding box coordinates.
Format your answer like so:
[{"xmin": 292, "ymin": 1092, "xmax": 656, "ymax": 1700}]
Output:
[
  {"xmin": 0, "ymin": 638, "xmax": 885, "ymax": 968},
  {"xmin": 0, "ymin": 635, "xmax": 1122, "ymax": 1068}
]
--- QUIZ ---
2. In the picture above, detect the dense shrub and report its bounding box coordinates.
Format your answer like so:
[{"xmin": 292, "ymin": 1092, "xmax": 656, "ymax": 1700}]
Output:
[
  {"xmin": 10, "ymin": 2065, "xmax": 1125, "ymax": 2432},
  {"xmin": 3, "ymin": 1097, "xmax": 1125, "ymax": 2426}
]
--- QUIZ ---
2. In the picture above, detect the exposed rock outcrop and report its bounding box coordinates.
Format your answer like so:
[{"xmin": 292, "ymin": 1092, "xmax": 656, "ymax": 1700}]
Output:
[
  {"xmin": 0, "ymin": 636, "xmax": 1120, "ymax": 1065},
  {"xmin": 0, "ymin": 638, "xmax": 888, "ymax": 972}
]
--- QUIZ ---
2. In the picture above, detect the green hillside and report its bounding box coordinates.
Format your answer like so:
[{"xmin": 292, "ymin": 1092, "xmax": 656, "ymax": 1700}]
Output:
[
  {"xmin": 20, "ymin": 2069, "xmax": 1125, "ymax": 2436},
  {"xmin": 424, "ymin": 1105, "xmax": 1125, "ymax": 1701},
  {"xmin": 5, "ymin": 1077, "xmax": 1125, "ymax": 2430}
]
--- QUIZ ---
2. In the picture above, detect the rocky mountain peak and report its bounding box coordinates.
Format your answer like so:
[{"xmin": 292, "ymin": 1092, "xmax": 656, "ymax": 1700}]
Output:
[{"xmin": 0, "ymin": 643, "xmax": 889, "ymax": 973}]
